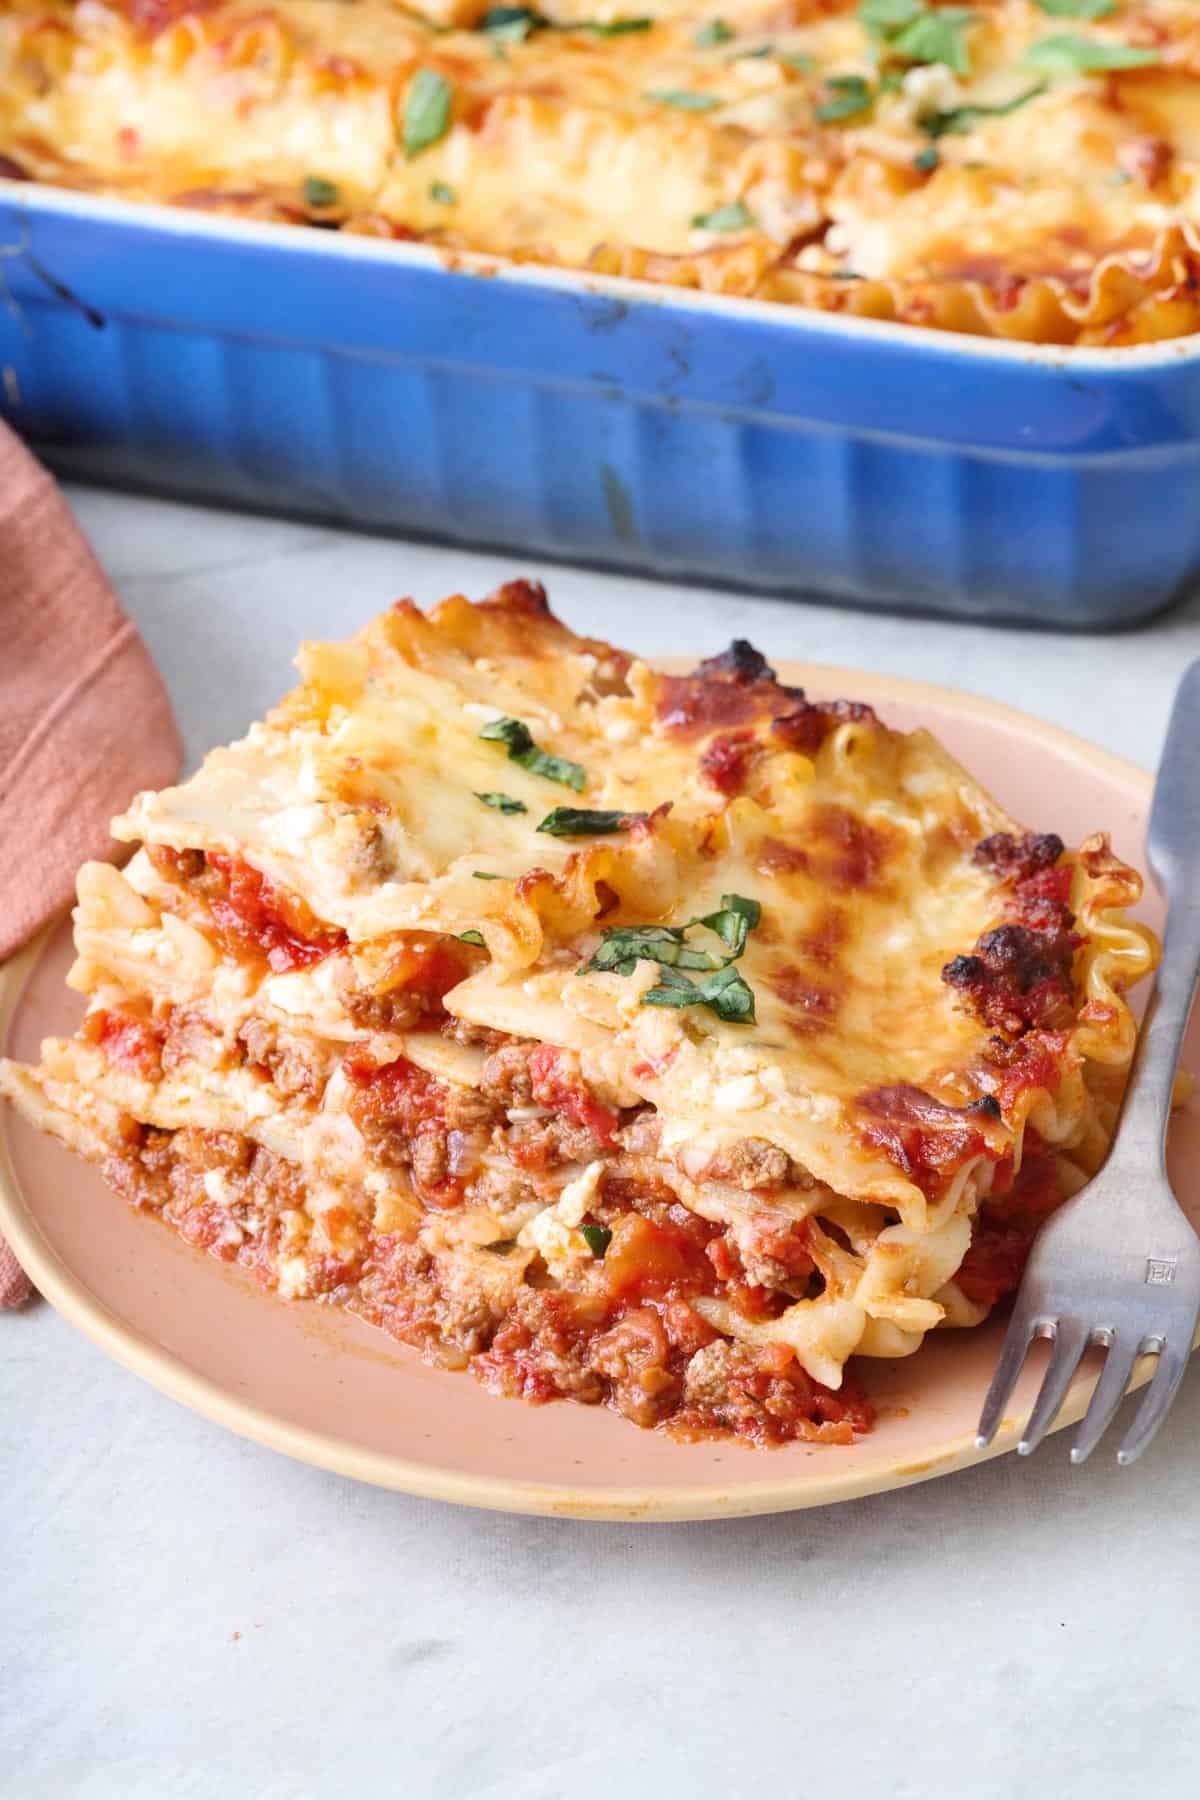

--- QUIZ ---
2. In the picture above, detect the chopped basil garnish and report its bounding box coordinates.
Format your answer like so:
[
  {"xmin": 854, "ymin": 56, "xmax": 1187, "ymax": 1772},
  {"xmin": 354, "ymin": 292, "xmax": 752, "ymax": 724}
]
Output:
[
  {"xmin": 302, "ymin": 176, "xmax": 339, "ymax": 208},
  {"xmin": 645, "ymin": 90, "xmax": 722, "ymax": 111},
  {"xmin": 483, "ymin": 1237, "xmax": 519, "ymax": 1256},
  {"xmin": 479, "ymin": 5, "xmax": 546, "ymax": 38},
  {"xmin": 580, "ymin": 1224, "xmax": 612, "ymax": 1257},
  {"xmin": 1033, "ymin": 0, "xmax": 1115, "ymax": 16},
  {"xmin": 694, "ymin": 893, "xmax": 761, "ymax": 958},
  {"xmin": 922, "ymin": 83, "xmax": 1045, "ymax": 136},
  {"xmin": 536, "ymin": 807, "xmax": 644, "ymax": 836},
  {"xmin": 584, "ymin": 893, "xmax": 762, "ymax": 978},
  {"xmin": 472, "ymin": 870, "xmax": 503, "ymax": 880},
  {"xmin": 643, "ymin": 962, "xmax": 757, "ymax": 1025},
  {"xmin": 815, "ymin": 75, "xmax": 875, "ymax": 122},
  {"xmin": 781, "ymin": 53, "xmax": 816, "ymax": 72},
  {"xmin": 693, "ymin": 19, "xmax": 733, "ymax": 45},
  {"xmin": 859, "ymin": 0, "xmax": 976, "ymax": 75},
  {"xmin": 584, "ymin": 924, "xmax": 715, "ymax": 976},
  {"xmin": 740, "ymin": 43, "xmax": 774, "ymax": 57},
  {"xmin": 691, "ymin": 201, "xmax": 756, "ymax": 232},
  {"xmin": 582, "ymin": 891, "xmax": 762, "ymax": 1020},
  {"xmin": 1023, "ymin": 33, "xmax": 1159, "ymax": 73},
  {"xmin": 429, "ymin": 181, "xmax": 457, "ymax": 204},
  {"xmin": 479, "ymin": 716, "xmax": 586, "ymax": 791},
  {"xmin": 860, "ymin": 0, "xmax": 924, "ymax": 29},
  {"xmin": 580, "ymin": 17, "xmax": 652, "ymax": 33},
  {"xmin": 890, "ymin": 9, "xmax": 976, "ymax": 75},
  {"xmin": 475, "ymin": 791, "xmax": 527, "ymax": 814},
  {"xmin": 913, "ymin": 145, "xmax": 940, "ymax": 171},
  {"xmin": 457, "ymin": 929, "xmax": 486, "ymax": 945},
  {"xmin": 403, "ymin": 69, "xmax": 453, "ymax": 159}
]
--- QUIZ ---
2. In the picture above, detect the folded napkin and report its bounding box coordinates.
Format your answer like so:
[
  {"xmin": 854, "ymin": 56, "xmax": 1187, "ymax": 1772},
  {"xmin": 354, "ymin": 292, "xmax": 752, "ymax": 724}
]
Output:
[{"xmin": 0, "ymin": 422, "xmax": 182, "ymax": 1306}]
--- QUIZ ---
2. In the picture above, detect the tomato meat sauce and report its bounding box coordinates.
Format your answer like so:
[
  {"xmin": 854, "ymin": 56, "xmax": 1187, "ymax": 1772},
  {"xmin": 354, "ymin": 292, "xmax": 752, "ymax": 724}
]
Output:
[
  {"xmin": 342, "ymin": 1050, "xmax": 467, "ymax": 1208},
  {"xmin": 957, "ymin": 1131, "xmax": 1062, "ymax": 1309},
  {"xmin": 205, "ymin": 852, "xmax": 347, "ymax": 973},
  {"xmin": 83, "ymin": 1005, "xmax": 164, "ymax": 1078},
  {"xmin": 527, "ymin": 1045, "xmax": 620, "ymax": 1145}
]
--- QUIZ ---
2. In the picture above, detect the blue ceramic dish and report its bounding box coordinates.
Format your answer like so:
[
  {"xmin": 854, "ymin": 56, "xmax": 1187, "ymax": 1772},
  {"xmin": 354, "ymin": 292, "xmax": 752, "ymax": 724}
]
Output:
[{"xmin": 2, "ymin": 182, "xmax": 1198, "ymax": 627}]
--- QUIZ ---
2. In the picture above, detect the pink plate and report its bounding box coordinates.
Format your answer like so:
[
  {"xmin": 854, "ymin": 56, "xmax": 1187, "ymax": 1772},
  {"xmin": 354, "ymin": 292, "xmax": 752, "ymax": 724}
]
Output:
[{"xmin": 1, "ymin": 664, "xmax": 1195, "ymax": 1520}]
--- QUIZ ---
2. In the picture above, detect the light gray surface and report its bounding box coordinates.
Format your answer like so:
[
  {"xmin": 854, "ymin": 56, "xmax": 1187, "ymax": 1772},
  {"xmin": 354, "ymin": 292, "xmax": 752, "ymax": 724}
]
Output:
[{"xmin": 5, "ymin": 489, "xmax": 1200, "ymax": 1800}]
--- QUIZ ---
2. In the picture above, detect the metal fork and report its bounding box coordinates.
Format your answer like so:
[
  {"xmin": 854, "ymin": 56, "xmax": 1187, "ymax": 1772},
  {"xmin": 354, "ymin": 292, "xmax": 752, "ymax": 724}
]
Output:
[{"xmin": 976, "ymin": 659, "xmax": 1200, "ymax": 1467}]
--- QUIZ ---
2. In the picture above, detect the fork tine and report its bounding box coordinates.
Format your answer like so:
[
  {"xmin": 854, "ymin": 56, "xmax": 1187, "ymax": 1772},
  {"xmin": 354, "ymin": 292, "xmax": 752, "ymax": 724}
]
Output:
[
  {"xmin": 1069, "ymin": 1337, "xmax": 1141, "ymax": 1465},
  {"xmin": 975, "ymin": 1310, "xmax": 1040, "ymax": 1448},
  {"xmin": 1017, "ymin": 1318, "xmax": 1089, "ymax": 1456},
  {"xmin": 1116, "ymin": 1340, "xmax": 1190, "ymax": 1466}
]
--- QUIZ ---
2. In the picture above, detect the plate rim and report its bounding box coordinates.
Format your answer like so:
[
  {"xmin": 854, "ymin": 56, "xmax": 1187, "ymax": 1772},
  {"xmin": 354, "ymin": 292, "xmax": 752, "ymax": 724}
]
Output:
[{"xmin": 0, "ymin": 662, "xmax": 1162, "ymax": 1521}]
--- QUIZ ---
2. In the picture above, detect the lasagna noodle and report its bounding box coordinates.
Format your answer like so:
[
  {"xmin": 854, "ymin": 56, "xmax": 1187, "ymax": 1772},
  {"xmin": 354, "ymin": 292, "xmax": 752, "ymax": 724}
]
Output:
[
  {"xmin": 0, "ymin": 580, "xmax": 1160, "ymax": 1440},
  {"xmin": 1, "ymin": 0, "xmax": 1200, "ymax": 343}
]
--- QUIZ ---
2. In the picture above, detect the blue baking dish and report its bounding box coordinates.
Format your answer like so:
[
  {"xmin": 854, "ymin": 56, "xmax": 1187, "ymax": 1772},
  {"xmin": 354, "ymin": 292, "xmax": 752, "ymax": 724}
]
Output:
[{"xmin": 2, "ymin": 181, "xmax": 1199, "ymax": 627}]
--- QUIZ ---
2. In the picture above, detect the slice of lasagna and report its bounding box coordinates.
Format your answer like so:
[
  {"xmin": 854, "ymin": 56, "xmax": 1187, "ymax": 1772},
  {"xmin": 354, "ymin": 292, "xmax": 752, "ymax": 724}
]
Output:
[{"xmin": 0, "ymin": 582, "xmax": 1159, "ymax": 1444}]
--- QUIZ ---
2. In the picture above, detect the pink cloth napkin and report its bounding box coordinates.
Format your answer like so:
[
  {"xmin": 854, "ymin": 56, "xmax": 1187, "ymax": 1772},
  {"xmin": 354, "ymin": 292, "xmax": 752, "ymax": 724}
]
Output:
[{"xmin": 0, "ymin": 422, "xmax": 183, "ymax": 1307}]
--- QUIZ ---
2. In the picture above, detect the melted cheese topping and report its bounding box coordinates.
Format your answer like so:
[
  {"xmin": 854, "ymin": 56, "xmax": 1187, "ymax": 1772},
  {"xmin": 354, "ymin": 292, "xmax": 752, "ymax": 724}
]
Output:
[{"xmin": 1, "ymin": 0, "xmax": 1199, "ymax": 342}]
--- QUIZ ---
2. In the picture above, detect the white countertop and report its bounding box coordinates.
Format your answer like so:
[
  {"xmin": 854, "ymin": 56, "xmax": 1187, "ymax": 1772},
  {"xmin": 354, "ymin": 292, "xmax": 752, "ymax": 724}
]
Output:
[{"xmin": 5, "ymin": 488, "xmax": 1200, "ymax": 1800}]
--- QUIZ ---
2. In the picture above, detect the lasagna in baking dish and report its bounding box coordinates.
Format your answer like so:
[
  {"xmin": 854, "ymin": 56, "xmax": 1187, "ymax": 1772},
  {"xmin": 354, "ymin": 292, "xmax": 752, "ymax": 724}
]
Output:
[
  {"xmin": 1, "ymin": 0, "xmax": 1199, "ymax": 344},
  {"xmin": 0, "ymin": 583, "xmax": 1159, "ymax": 1443}
]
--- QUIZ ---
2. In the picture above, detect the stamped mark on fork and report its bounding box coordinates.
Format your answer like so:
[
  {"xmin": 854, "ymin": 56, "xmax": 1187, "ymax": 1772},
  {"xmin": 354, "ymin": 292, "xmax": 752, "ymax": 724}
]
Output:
[{"xmin": 1145, "ymin": 1258, "xmax": 1178, "ymax": 1286}]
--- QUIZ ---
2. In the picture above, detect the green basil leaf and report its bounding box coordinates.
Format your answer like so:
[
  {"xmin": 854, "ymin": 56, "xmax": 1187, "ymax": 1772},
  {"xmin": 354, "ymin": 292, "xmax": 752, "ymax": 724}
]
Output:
[
  {"xmin": 523, "ymin": 750, "xmax": 586, "ymax": 789},
  {"xmin": 697, "ymin": 964, "xmax": 757, "ymax": 1023},
  {"xmin": 690, "ymin": 201, "xmax": 756, "ymax": 232},
  {"xmin": 645, "ymin": 90, "xmax": 722, "ymax": 110},
  {"xmin": 403, "ymin": 68, "xmax": 453, "ymax": 160},
  {"xmin": 641, "ymin": 964, "xmax": 703, "ymax": 1007},
  {"xmin": 1023, "ymin": 33, "xmax": 1160, "ymax": 73},
  {"xmin": 693, "ymin": 892, "xmax": 762, "ymax": 958},
  {"xmin": 479, "ymin": 716, "xmax": 587, "ymax": 791},
  {"xmin": 580, "ymin": 1224, "xmax": 612, "ymax": 1257},
  {"xmin": 483, "ymin": 1237, "xmax": 518, "ymax": 1255},
  {"xmin": 923, "ymin": 82, "xmax": 1045, "ymax": 135},
  {"xmin": 585, "ymin": 892, "xmax": 762, "ymax": 979},
  {"xmin": 579, "ymin": 17, "xmax": 653, "ymax": 34},
  {"xmin": 583, "ymin": 926, "xmax": 689, "ymax": 974},
  {"xmin": 429, "ymin": 180, "xmax": 457, "ymax": 204},
  {"xmin": 641, "ymin": 961, "xmax": 757, "ymax": 1023},
  {"xmin": 1033, "ymin": 0, "xmax": 1115, "ymax": 16},
  {"xmin": 479, "ymin": 5, "xmax": 546, "ymax": 39},
  {"xmin": 781, "ymin": 53, "xmax": 815, "ymax": 72},
  {"xmin": 457, "ymin": 929, "xmax": 486, "ymax": 945},
  {"xmin": 890, "ymin": 9, "xmax": 976, "ymax": 75},
  {"xmin": 479, "ymin": 716, "xmax": 535, "ymax": 756},
  {"xmin": 675, "ymin": 946, "xmax": 723, "ymax": 970},
  {"xmin": 475, "ymin": 791, "xmax": 527, "ymax": 814},
  {"xmin": 693, "ymin": 19, "xmax": 733, "ymax": 45},
  {"xmin": 724, "ymin": 893, "xmax": 762, "ymax": 930},
  {"xmin": 815, "ymin": 75, "xmax": 875, "ymax": 122},
  {"xmin": 859, "ymin": 0, "xmax": 925, "ymax": 33},
  {"xmin": 302, "ymin": 176, "xmax": 339, "ymax": 208},
  {"xmin": 537, "ymin": 807, "xmax": 644, "ymax": 836},
  {"xmin": 913, "ymin": 144, "xmax": 940, "ymax": 171},
  {"xmin": 472, "ymin": 871, "xmax": 503, "ymax": 880}
]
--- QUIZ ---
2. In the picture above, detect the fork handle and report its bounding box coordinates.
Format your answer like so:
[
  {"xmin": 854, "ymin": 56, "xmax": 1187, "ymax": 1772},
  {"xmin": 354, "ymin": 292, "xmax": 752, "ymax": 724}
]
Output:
[{"xmin": 1109, "ymin": 659, "xmax": 1200, "ymax": 1179}]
